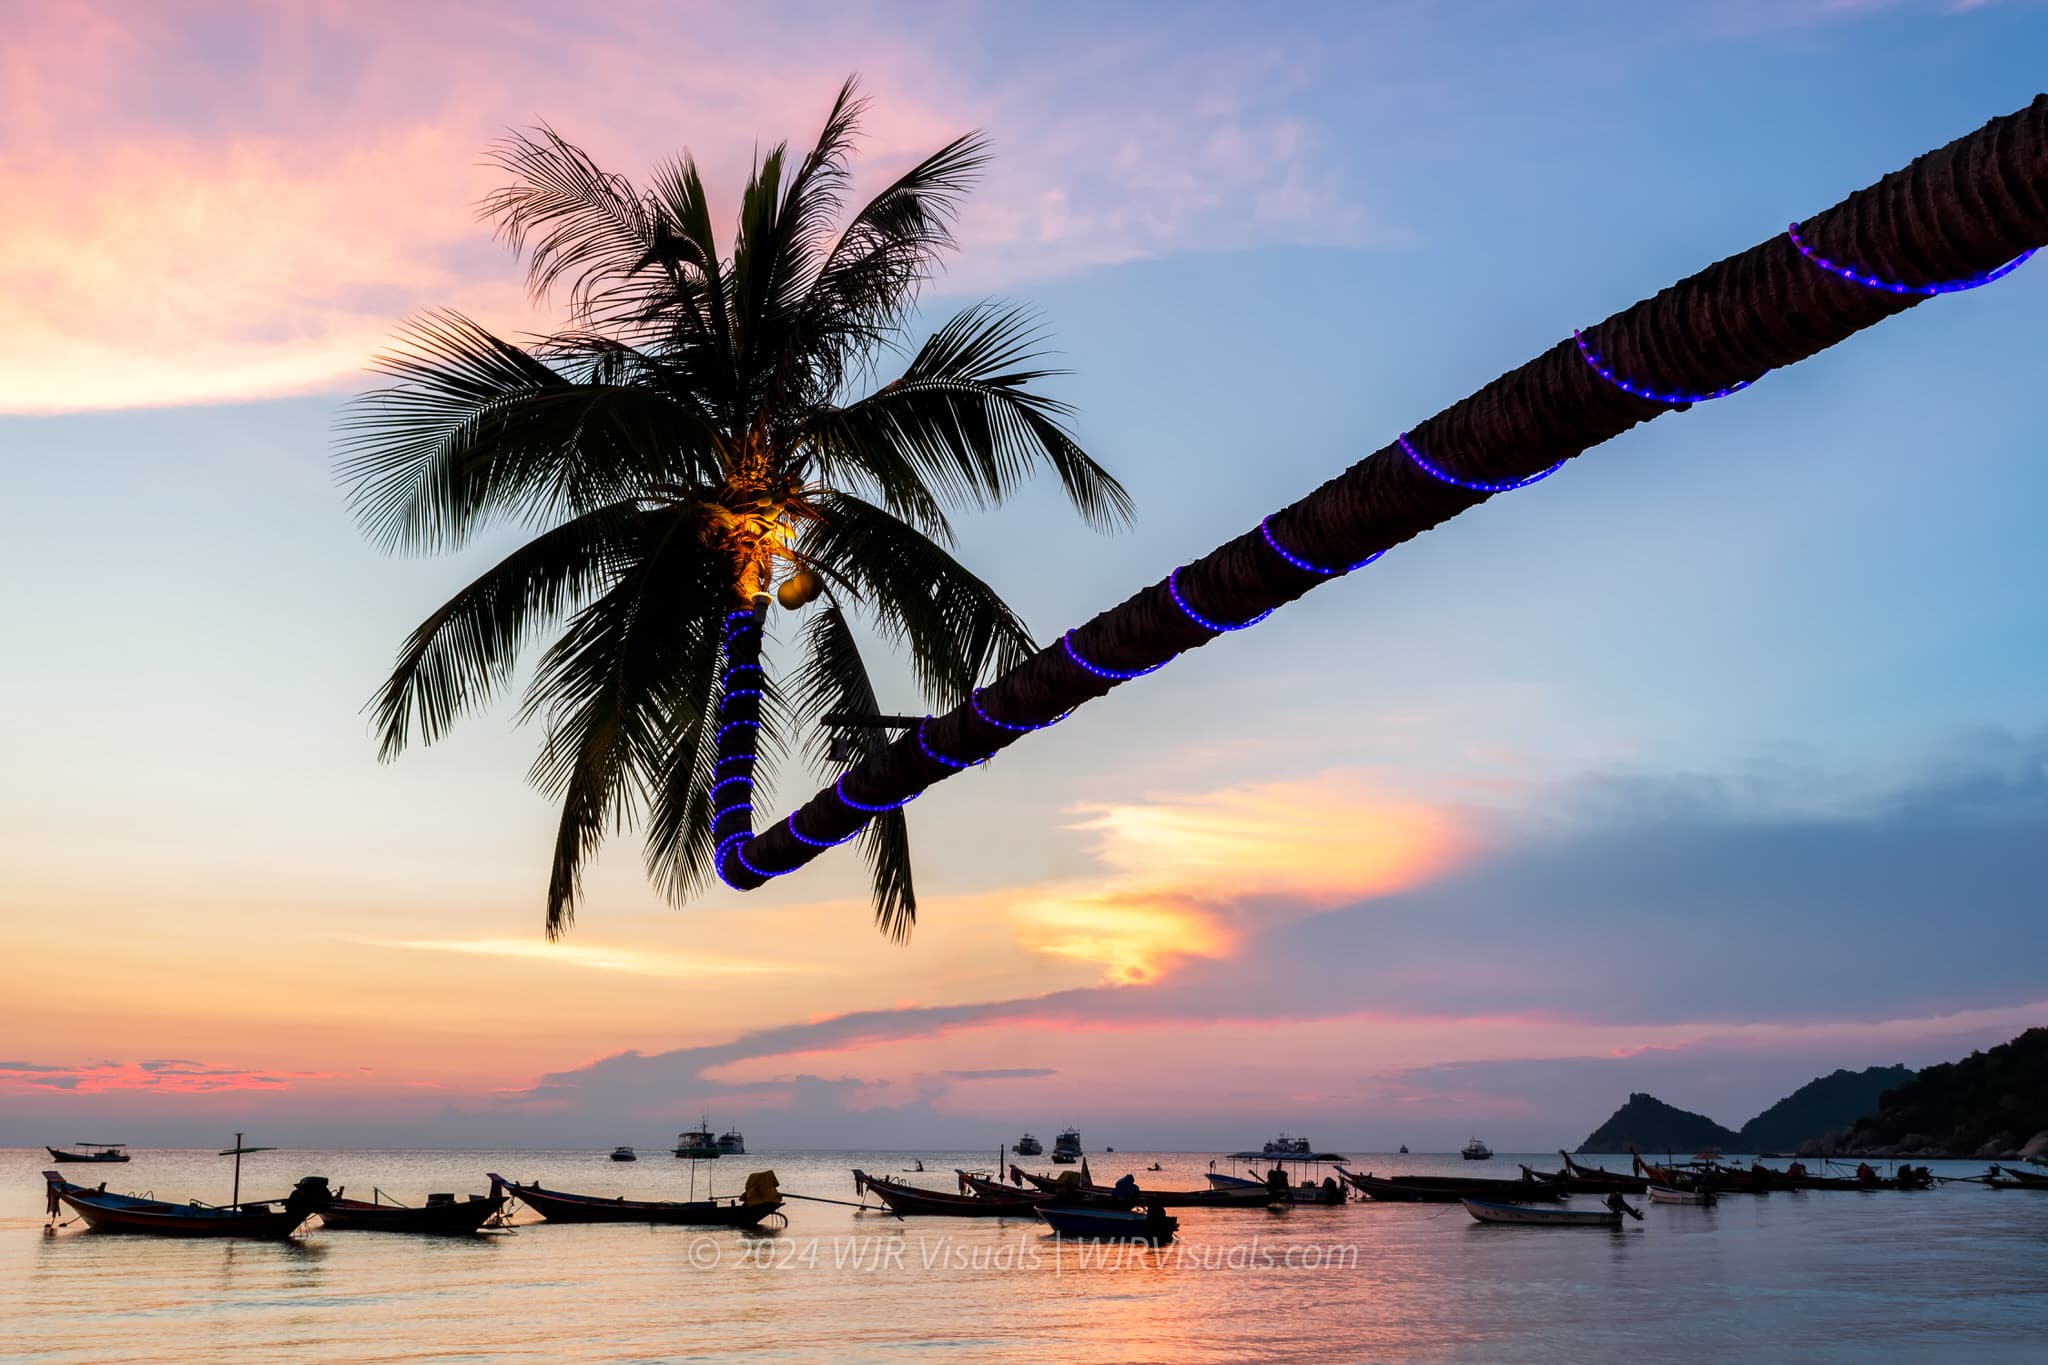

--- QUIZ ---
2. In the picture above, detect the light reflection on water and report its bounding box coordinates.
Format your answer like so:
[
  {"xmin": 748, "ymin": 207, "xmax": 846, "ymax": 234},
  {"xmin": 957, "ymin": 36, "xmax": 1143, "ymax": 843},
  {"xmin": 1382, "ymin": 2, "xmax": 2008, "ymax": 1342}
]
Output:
[{"xmin": 5, "ymin": 1148, "xmax": 2046, "ymax": 1362}]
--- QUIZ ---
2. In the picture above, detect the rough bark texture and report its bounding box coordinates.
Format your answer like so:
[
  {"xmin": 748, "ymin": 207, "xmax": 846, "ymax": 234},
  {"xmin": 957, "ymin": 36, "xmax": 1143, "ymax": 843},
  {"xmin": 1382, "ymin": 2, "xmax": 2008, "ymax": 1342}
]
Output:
[{"xmin": 727, "ymin": 95, "xmax": 2048, "ymax": 892}]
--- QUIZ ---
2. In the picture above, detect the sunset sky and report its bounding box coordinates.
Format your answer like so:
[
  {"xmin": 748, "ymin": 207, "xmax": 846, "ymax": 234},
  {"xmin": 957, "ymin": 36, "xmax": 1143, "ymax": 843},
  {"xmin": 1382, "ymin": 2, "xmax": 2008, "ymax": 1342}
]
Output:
[{"xmin": 3, "ymin": 0, "xmax": 2045, "ymax": 1152}]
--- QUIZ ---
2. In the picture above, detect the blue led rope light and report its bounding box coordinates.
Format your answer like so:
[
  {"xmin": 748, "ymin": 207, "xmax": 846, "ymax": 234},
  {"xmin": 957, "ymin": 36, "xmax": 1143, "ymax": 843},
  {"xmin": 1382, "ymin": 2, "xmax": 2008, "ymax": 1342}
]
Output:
[
  {"xmin": 1168, "ymin": 567, "xmax": 1273, "ymax": 632},
  {"xmin": 786, "ymin": 811, "xmax": 861, "ymax": 849},
  {"xmin": 1788, "ymin": 221, "xmax": 2034, "ymax": 295},
  {"xmin": 710, "ymin": 775, "xmax": 750, "ymax": 798},
  {"xmin": 716, "ymin": 719, "xmax": 761, "ymax": 741},
  {"xmin": 971, "ymin": 688, "xmax": 1067, "ymax": 733},
  {"xmin": 835, "ymin": 775, "xmax": 918, "ymax": 814},
  {"xmin": 1063, "ymin": 631, "xmax": 1166, "ymax": 681},
  {"xmin": 712, "ymin": 801, "xmax": 753, "ymax": 823},
  {"xmin": 918, "ymin": 717, "xmax": 987, "ymax": 770},
  {"xmin": 1258, "ymin": 517, "xmax": 1386, "ymax": 576},
  {"xmin": 1400, "ymin": 433, "xmax": 1563, "ymax": 493},
  {"xmin": 1572, "ymin": 330, "xmax": 1753, "ymax": 405}
]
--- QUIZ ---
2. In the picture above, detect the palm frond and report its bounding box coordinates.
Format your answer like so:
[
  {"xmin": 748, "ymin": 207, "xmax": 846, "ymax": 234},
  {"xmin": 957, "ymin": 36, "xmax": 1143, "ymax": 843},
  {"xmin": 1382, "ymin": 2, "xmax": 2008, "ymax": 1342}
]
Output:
[
  {"xmin": 803, "ymin": 130, "xmax": 991, "ymax": 366},
  {"xmin": 789, "ymin": 602, "xmax": 916, "ymax": 938},
  {"xmin": 807, "ymin": 302, "xmax": 1134, "ymax": 531},
  {"xmin": 481, "ymin": 125, "xmax": 657, "ymax": 320},
  {"xmin": 519, "ymin": 514, "xmax": 730, "ymax": 936},
  {"xmin": 371, "ymin": 499, "xmax": 643, "ymax": 761},
  {"xmin": 799, "ymin": 491, "xmax": 1036, "ymax": 708},
  {"xmin": 337, "ymin": 313, "xmax": 722, "ymax": 553}
]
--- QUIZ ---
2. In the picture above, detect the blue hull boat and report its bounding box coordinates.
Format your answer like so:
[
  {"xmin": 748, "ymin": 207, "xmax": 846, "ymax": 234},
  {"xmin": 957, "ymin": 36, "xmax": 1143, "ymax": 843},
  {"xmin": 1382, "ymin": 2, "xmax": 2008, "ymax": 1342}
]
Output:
[{"xmin": 1037, "ymin": 1204, "xmax": 1177, "ymax": 1242}]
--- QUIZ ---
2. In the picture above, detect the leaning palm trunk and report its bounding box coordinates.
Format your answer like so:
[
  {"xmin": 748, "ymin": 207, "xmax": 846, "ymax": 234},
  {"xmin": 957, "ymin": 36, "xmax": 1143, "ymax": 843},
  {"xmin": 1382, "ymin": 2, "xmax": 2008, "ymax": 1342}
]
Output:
[{"xmin": 720, "ymin": 95, "xmax": 2048, "ymax": 893}]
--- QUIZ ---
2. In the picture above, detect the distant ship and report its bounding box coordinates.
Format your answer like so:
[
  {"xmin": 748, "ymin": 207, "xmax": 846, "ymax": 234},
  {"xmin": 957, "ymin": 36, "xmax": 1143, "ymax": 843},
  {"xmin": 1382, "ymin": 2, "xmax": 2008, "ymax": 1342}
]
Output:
[
  {"xmin": 717, "ymin": 1130, "xmax": 746, "ymax": 1155},
  {"xmin": 1014, "ymin": 1133, "xmax": 1043, "ymax": 1156},
  {"xmin": 1462, "ymin": 1137, "xmax": 1493, "ymax": 1161},
  {"xmin": 1051, "ymin": 1128, "xmax": 1082, "ymax": 1164},
  {"xmin": 673, "ymin": 1125, "xmax": 720, "ymax": 1159},
  {"xmin": 1262, "ymin": 1134, "xmax": 1313, "ymax": 1156},
  {"xmin": 1398, "ymin": 1145, "xmax": 1409, "ymax": 1155},
  {"xmin": 610, "ymin": 1145, "xmax": 637, "ymax": 1162},
  {"xmin": 45, "ymin": 1143, "xmax": 129, "ymax": 1164}
]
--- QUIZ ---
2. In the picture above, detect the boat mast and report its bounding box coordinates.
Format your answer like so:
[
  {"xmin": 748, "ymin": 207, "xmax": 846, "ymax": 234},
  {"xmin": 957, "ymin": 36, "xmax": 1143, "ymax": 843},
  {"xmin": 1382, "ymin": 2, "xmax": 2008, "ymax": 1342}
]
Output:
[{"xmin": 217, "ymin": 1133, "xmax": 277, "ymax": 1210}]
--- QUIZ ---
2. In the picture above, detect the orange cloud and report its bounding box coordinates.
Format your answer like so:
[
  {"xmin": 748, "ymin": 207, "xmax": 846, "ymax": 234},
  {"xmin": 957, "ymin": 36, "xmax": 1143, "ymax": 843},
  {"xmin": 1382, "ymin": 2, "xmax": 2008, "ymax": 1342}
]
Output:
[{"xmin": 1005, "ymin": 771, "xmax": 1472, "ymax": 982}]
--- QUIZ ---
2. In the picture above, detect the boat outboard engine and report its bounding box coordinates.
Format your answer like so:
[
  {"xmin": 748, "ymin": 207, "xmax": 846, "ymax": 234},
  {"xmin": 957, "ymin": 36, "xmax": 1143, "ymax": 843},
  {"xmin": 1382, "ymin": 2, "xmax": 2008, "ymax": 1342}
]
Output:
[
  {"xmin": 285, "ymin": 1176, "xmax": 334, "ymax": 1218},
  {"xmin": 1604, "ymin": 1191, "xmax": 1644, "ymax": 1221}
]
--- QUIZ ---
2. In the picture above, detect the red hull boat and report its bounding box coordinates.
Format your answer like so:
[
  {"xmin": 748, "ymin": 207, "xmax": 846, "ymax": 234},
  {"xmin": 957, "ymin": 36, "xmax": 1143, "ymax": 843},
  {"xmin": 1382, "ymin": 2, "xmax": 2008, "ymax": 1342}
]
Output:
[
  {"xmin": 490, "ymin": 1173, "xmax": 782, "ymax": 1227},
  {"xmin": 322, "ymin": 1190, "xmax": 507, "ymax": 1234},
  {"xmin": 44, "ymin": 1171, "xmax": 330, "ymax": 1239}
]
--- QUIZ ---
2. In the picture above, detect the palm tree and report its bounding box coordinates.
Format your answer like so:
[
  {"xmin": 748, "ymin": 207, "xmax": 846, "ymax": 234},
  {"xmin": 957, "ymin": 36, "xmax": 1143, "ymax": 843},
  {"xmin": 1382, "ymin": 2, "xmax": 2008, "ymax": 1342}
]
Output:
[
  {"xmin": 338, "ymin": 80, "xmax": 1132, "ymax": 940},
  {"xmin": 718, "ymin": 96, "xmax": 2048, "ymax": 885}
]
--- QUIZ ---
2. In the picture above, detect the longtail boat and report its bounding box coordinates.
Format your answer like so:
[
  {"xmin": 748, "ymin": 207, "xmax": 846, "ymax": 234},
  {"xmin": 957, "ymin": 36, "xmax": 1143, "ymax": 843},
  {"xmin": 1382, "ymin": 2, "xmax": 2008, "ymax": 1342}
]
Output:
[
  {"xmin": 1648, "ymin": 1184, "xmax": 1717, "ymax": 1205},
  {"xmin": 1463, "ymin": 1196, "xmax": 1640, "ymax": 1227},
  {"xmin": 1631, "ymin": 1149, "xmax": 1768, "ymax": 1195},
  {"xmin": 1037, "ymin": 1203, "xmax": 1178, "ymax": 1243},
  {"xmin": 46, "ymin": 1143, "xmax": 129, "ymax": 1164},
  {"xmin": 1519, "ymin": 1163, "xmax": 1649, "ymax": 1195},
  {"xmin": 1339, "ymin": 1169, "xmax": 1564, "ymax": 1204},
  {"xmin": 1990, "ymin": 1165, "xmax": 2048, "ymax": 1189},
  {"xmin": 491, "ymin": 1172, "xmax": 782, "ymax": 1227},
  {"xmin": 853, "ymin": 1170, "xmax": 1040, "ymax": 1217},
  {"xmin": 956, "ymin": 1170, "xmax": 1048, "ymax": 1203},
  {"xmin": 1560, "ymin": 1152, "xmax": 1638, "ymax": 1182},
  {"xmin": 1002, "ymin": 1165, "xmax": 1260, "ymax": 1208},
  {"xmin": 44, "ymin": 1170, "xmax": 331, "ymax": 1238},
  {"xmin": 321, "ymin": 1188, "xmax": 507, "ymax": 1234}
]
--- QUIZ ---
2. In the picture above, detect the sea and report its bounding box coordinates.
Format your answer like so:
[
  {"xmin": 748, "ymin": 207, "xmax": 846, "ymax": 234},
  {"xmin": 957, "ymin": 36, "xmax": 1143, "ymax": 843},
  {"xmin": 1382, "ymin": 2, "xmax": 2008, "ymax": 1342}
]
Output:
[{"xmin": 3, "ymin": 1147, "xmax": 2044, "ymax": 1362}]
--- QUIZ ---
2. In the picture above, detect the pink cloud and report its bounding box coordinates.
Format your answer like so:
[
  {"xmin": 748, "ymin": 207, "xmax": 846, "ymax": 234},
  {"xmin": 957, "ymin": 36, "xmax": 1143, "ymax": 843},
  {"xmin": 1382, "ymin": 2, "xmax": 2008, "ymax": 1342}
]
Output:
[
  {"xmin": 0, "ymin": 2, "xmax": 1371, "ymax": 413},
  {"xmin": 0, "ymin": 1058, "xmax": 344, "ymax": 1095}
]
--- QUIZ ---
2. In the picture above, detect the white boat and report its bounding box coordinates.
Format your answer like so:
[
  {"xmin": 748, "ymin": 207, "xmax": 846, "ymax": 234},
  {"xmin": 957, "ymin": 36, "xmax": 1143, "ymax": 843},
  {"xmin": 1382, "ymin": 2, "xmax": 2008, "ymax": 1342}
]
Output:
[
  {"xmin": 1462, "ymin": 1197, "xmax": 1638, "ymax": 1226},
  {"xmin": 673, "ymin": 1126, "xmax": 719, "ymax": 1159},
  {"xmin": 1051, "ymin": 1128, "xmax": 1082, "ymax": 1164},
  {"xmin": 1647, "ymin": 1184, "xmax": 1716, "ymax": 1205},
  {"xmin": 1014, "ymin": 1133, "xmax": 1043, "ymax": 1156},
  {"xmin": 717, "ymin": 1130, "xmax": 746, "ymax": 1155},
  {"xmin": 1461, "ymin": 1137, "xmax": 1493, "ymax": 1161}
]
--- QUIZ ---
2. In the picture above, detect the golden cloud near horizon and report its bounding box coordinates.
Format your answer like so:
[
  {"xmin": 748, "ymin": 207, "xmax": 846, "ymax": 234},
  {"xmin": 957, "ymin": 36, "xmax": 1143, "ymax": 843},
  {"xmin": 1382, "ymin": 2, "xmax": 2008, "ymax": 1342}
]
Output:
[{"xmin": 1008, "ymin": 772, "xmax": 1472, "ymax": 983}]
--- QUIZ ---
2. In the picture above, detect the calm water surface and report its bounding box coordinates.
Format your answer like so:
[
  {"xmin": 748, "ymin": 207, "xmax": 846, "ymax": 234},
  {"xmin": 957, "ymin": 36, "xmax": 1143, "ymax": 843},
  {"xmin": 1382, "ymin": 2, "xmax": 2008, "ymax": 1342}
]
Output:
[{"xmin": 4, "ymin": 1147, "xmax": 2044, "ymax": 1362}]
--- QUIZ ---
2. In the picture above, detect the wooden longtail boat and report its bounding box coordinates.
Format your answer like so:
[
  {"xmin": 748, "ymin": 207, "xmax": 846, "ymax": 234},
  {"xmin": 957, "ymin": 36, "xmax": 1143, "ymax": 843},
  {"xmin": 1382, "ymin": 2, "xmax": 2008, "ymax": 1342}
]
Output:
[
  {"xmin": 1559, "ymin": 1152, "xmax": 1637, "ymax": 1182},
  {"xmin": 1648, "ymin": 1184, "xmax": 1717, "ymax": 1205},
  {"xmin": 853, "ymin": 1170, "xmax": 1039, "ymax": 1217},
  {"xmin": 1519, "ymin": 1164, "xmax": 1649, "ymax": 1195},
  {"xmin": 1990, "ymin": 1165, "xmax": 2048, "ymax": 1188},
  {"xmin": 490, "ymin": 1173, "xmax": 782, "ymax": 1227},
  {"xmin": 1632, "ymin": 1149, "xmax": 1768, "ymax": 1195},
  {"xmin": 1001, "ymin": 1166, "xmax": 1266, "ymax": 1208},
  {"xmin": 321, "ymin": 1189, "xmax": 507, "ymax": 1234},
  {"xmin": 1037, "ymin": 1203, "xmax": 1178, "ymax": 1243},
  {"xmin": 1339, "ymin": 1169, "xmax": 1564, "ymax": 1204},
  {"xmin": 956, "ymin": 1170, "xmax": 1048, "ymax": 1203},
  {"xmin": 1463, "ymin": 1196, "xmax": 1640, "ymax": 1227},
  {"xmin": 46, "ymin": 1144, "xmax": 129, "ymax": 1164},
  {"xmin": 44, "ymin": 1171, "xmax": 330, "ymax": 1238}
]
